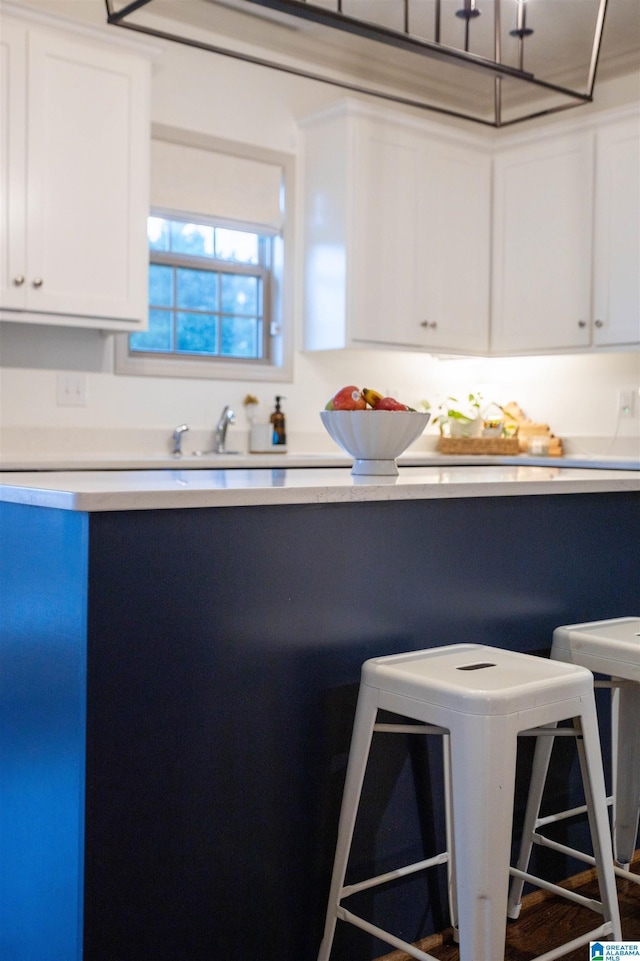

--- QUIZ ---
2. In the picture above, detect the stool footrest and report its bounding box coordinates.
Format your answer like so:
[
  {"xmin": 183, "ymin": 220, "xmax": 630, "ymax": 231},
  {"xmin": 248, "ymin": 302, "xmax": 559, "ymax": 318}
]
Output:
[
  {"xmin": 532, "ymin": 833, "xmax": 640, "ymax": 886},
  {"xmin": 612, "ymin": 861, "xmax": 640, "ymax": 884},
  {"xmin": 339, "ymin": 909, "xmax": 613, "ymax": 961},
  {"xmin": 527, "ymin": 923, "xmax": 614, "ymax": 961},
  {"xmin": 532, "ymin": 831, "xmax": 597, "ymax": 867},
  {"xmin": 341, "ymin": 852, "xmax": 449, "ymax": 898},
  {"xmin": 337, "ymin": 907, "xmax": 440, "ymax": 961},
  {"xmin": 534, "ymin": 796, "xmax": 613, "ymax": 828},
  {"xmin": 509, "ymin": 865, "xmax": 604, "ymax": 914}
]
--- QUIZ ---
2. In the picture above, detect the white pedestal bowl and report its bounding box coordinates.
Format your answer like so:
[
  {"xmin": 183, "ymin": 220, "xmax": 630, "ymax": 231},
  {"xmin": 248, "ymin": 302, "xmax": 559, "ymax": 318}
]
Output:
[{"xmin": 320, "ymin": 410, "xmax": 431, "ymax": 476}]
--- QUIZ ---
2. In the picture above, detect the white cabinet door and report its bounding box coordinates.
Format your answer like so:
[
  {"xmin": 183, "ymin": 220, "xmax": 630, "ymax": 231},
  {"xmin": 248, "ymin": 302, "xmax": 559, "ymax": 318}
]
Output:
[
  {"xmin": 0, "ymin": 17, "xmax": 150, "ymax": 329},
  {"xmin": 491, "ymin": 132, "xmax": 594, "ymax": 353},
  {"xmin": 593, "ymin": 116, "xmax": 640, "ymax": 347},
  {"xmin": 302, "ymin": 105, "xmax": 490, "ymax": 354},
  {"xmin": 414, "ymin": 139, "xmax": 491, "ymax": 353},
  {"xmin": 350, "ymin": 120, "xmax": 421, "ymax": 348},
  {"xmin": 302, "ymin": 108, "xmax": 351, "ymax": 351},
  {"xmin": 303, "ymin": 109, "xmax": 426, "ymax": 351},
  {"xmin": 0, "ymin": 19, "xmax": 28, "ymax": 313}
]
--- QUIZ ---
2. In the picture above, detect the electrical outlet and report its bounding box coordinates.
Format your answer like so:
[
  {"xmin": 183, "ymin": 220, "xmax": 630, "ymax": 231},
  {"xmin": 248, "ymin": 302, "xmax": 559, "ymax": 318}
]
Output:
[
  {"xmin": 57, "ymin": 373, "xmax": 87, "ymax": 407},
  {"xmin": 617, "ymin": 389, "xmax": 636, "ymax": 418}
]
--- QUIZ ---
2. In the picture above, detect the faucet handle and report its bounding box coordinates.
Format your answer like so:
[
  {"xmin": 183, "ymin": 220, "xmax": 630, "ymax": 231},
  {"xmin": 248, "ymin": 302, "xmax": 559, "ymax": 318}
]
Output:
[{"xmin": 172, "ymin": 424, "xmax": 189, "ymax": 456}]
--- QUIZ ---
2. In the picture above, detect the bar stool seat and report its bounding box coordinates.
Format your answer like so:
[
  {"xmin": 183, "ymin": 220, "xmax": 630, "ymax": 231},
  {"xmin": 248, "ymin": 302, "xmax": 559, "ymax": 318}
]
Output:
[
  {"xmin": 318, "ymin": 643, "xmax": 621, "ymax": 961},
  {"xmin": 509, "ymin": 617, "xmax": 640, "ymax": 926}
]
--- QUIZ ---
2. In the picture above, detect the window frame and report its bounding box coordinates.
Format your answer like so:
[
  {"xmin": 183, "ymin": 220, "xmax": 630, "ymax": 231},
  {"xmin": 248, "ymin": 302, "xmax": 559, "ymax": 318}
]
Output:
[
  {"xmin": 115, "ymin": 127, "xmax": 294, "ymax": 383},
  {"xmin": 140, "ymin": 216, "xmax": 273, "ymax": 364}
]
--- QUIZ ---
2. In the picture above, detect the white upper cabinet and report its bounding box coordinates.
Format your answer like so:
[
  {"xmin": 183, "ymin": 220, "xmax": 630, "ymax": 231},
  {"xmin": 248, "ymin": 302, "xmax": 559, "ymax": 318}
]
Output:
[
  {"xmin": 491, "ymin": 131, "xmax": 594, "ymax": 354},
  {"xmin": 592, "ymin": 116, "xmax": 640, "ymax": 347},
  {"xmin": 302, "ymin": 103, "xmax": 491, "ymax": 353},
  {"xmin": 348, "ymin": 120, "xmax": 420, "ymax": 349},
  {"xmin": 414, "ymin": 138, "xmax": 491, "ymax": 353},
  {"xmin": 0, "ymin": 11, "xmax": 151, "ymax": 329}
]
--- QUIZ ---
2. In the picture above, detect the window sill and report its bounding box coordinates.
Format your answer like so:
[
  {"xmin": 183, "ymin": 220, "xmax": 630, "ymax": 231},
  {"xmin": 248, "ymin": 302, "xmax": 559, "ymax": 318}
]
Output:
[{"xmin": 114, "ymin": 334, "xmax": 292, "ymax": 382}]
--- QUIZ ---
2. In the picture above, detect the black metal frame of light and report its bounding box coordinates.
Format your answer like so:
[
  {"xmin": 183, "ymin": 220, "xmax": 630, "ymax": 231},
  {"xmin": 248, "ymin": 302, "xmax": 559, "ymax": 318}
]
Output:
[{"xmin": 104, "ymin": 0, "xmax": 608, "ymax": 128}]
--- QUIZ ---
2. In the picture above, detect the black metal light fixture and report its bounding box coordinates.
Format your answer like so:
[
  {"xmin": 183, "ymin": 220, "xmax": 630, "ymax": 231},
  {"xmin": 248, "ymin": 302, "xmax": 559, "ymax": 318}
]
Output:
[
  {"xmin": 509, "ymin": 0, "xmax": 534, "ymax": 70},
  {"xmin": 455, "ymin": 0, "xmax": 481, "ymax": 53},
  {"xmin": 104, "ymin": 0, "xmax": 610, "ymax": 128}
]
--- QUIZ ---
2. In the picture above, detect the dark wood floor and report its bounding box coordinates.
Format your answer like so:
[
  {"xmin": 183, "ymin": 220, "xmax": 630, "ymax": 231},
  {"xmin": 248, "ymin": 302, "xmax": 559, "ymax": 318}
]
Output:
[{"xmin": 377, "ymin": 856, "xmax": 640, "ymax": 961}]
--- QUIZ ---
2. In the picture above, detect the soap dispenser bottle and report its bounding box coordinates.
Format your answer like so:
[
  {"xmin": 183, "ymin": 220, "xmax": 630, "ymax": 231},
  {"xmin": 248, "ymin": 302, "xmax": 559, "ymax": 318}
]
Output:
[{"xmin": 270, "ymin": 396, "xmax": 287, "ymax": 447}]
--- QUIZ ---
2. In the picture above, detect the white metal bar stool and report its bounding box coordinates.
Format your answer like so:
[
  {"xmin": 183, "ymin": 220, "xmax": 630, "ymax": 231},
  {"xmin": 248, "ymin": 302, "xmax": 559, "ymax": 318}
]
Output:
[
  {"xmin": 508, "ymin": 616, "xmax": 640, "ymax": 923},
  {"xmin": 317, "ymin": 643, "xmax": 621, "ymax": 961}
]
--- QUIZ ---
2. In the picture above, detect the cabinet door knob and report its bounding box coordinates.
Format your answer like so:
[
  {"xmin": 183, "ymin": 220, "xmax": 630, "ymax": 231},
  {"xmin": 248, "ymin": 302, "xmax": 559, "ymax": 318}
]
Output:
[
  {"xmin": 594, "ymin": 319, "xmax": 603, "ymax": 328},
  {"xmin": 13, "ymin": 275, "xmax": 25, "ymax": 286},
  {"xmin": 32, "ymin": 277, "xmax": 44, "ymax": 288},
  {"xmin": 420, "ymin": 321, "xmax": 438, "ymax": 329},
  {"xmin": 578, "ymin": 320, "xmax": 587, "ymax": 328}
]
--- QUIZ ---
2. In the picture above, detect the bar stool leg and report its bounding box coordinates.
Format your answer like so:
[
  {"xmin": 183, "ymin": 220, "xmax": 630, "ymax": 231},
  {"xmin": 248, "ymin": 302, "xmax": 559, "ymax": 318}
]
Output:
[
  {"xmin": 507, "ymin": 723, "xmax": 557, "ymax": 919},
  {"xmin": 449, "ymin": 715, "xmax": 518, "ymax": 961},
  {"xmin": 613, "ymin": 681, "xmax": 640, "ymax": 868},
  {"xmin": 575, "ymin": 702, "xmax": 623, "ymax": 940},
  {"xmin": 317, "ymin": 685, "xmax": 378, "ymax": 961},
  {"xmin": 442, "ymin": 734, "xmax": 459, "ymax": 942}
]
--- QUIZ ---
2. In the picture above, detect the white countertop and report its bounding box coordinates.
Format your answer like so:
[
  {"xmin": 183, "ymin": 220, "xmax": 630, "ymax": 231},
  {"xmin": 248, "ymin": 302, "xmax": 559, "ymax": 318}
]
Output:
[{"xmin": 1, "ymin": 464, "xmax": 638, "ymax": 512}]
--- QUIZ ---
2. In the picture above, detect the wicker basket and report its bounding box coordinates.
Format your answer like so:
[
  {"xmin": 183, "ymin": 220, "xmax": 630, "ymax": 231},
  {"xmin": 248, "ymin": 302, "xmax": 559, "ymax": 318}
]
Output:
[{"xmin": 437, "ymin": 436, "xmax": 521, "ymax": 455}]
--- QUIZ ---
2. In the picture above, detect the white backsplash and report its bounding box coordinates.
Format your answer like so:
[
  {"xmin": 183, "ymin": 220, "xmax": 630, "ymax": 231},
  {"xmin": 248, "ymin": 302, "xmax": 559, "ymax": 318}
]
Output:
[{"xmin": 3, "ymin": 336, "xmax": 639, "ymax": 460}]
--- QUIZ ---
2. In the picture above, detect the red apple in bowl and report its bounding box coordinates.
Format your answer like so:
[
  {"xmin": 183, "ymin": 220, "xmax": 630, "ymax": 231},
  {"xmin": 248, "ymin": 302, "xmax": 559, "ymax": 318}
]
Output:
[
  {"xmin": 326, "ymin": 385, "xmax": 366, "ymax": 411},
  {"xmin": 374, "ymin": 396, "xmax": 409, "ymax": 411}
]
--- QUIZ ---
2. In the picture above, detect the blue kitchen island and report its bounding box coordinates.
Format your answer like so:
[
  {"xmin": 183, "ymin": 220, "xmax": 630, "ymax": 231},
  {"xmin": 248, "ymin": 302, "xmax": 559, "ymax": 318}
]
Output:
[{"xmin": 1, "ymin": 464, "xmax": 639, "ymax": 961}]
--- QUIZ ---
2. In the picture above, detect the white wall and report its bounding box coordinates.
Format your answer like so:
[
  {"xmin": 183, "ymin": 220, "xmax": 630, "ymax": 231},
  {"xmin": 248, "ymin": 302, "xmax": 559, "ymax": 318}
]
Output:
[
  {"xmin": 1, "ymin": 0, "xmax": 639, "ymax": 456},
  {"xmin": 2, "ymin": 325, "xmax": 639, "ymax": 452}
]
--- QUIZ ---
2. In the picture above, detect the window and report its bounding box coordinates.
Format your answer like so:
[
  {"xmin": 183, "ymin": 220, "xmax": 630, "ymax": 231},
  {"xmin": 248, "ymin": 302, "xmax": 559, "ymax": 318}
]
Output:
[
  {"xmin": 130, "ymin": 216, "xmax": 272, "ymax": 363},
  {"xmin": 115, "ymin": 129, "xmax": 293, "ymax": 382}
]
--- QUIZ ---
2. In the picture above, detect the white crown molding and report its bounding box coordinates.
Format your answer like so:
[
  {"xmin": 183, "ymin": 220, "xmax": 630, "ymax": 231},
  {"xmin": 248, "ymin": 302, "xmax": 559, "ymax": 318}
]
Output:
[{"xmin": 0, "ymin": 0, "xmax": 164, "ymax": 57}]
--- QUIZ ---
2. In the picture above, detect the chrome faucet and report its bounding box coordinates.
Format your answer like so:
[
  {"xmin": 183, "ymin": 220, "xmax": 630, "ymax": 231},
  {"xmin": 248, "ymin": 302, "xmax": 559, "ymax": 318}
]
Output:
[
  {"xmin": 214, "ymin": 405, "xmax": 236, "ymax": 453},
  {"xmin": 172, "ymin": 424, "xmax": 189, "ymax": 456}
]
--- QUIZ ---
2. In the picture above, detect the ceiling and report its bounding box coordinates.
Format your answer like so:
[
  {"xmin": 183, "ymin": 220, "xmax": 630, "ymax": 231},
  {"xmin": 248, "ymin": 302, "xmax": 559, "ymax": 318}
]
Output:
[{"xmin": 108, "ymin": 0, "xmax": 640, "ymax": 125}]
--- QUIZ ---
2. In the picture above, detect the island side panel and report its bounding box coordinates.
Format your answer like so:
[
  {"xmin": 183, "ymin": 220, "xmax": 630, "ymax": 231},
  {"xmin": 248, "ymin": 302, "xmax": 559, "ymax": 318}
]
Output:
[
  {"xmin": 0, "ymin": 503, "xmax": 89, "ymax": 961},
  {"xmin": 84, "ymin": 492, "xmax": 640, "ymax": 961}
]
